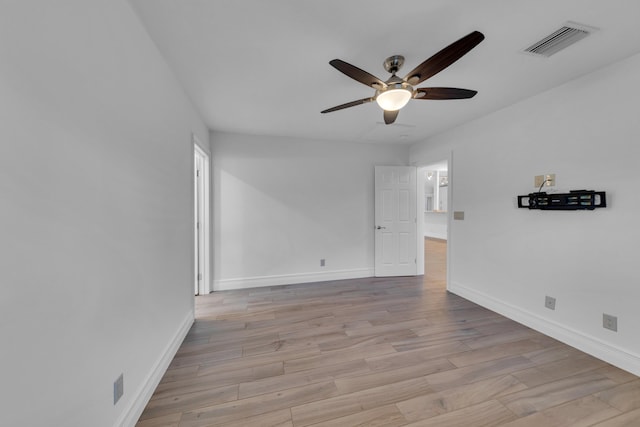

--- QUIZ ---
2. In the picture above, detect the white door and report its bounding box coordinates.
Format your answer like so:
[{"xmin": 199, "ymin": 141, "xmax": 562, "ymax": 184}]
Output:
[{"xmin": 375, "ymin": 166, "xmax": 417, "ymax": 277}]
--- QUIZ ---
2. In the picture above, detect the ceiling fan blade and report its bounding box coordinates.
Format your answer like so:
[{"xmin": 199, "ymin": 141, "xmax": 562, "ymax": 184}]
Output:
[
  {"xmin": 404, "ymin": 31, "xmax": 485, "ymax": 86},
  {"xmin": 414, "ymin": 87, "xmax": 478, "ymax": 100},
  {"xmin": 383, "ymin": 109, "xmax": 399, "ymax": 125},
  {"xmin": 329, "ymin": 59, "xmax": 386, "ymax": 89},
  {"xmin": 321, "ymin": 97, "xmax": 374, "ymax": 114}
]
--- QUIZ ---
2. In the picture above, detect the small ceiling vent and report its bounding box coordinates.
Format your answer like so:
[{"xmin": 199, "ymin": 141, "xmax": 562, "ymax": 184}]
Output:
[{"xmin": 524, "ymin": 22, "xmax": 597, "ymax": 57}]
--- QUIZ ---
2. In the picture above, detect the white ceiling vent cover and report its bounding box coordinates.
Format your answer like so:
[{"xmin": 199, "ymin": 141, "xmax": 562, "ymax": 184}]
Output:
[{"xmin": 524, "ymin": 22, "xmax": 598, "ymax": 57}]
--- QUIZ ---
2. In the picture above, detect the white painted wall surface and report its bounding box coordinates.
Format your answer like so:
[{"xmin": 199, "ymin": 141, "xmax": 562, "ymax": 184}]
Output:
[
  {"xmin": 423, "ymin": 212, "xmax": 447, "ymax": 240},
  {"xmin": 0, "ymin": 2, "xmax": 208, "ymax": 426},
  {"xmin": 411, "ymin": 52, "xmax": 640, "ymax": 375},
  {"xmin": 210, "ymin": 132, "xmax": 409, "ymax": 290}
]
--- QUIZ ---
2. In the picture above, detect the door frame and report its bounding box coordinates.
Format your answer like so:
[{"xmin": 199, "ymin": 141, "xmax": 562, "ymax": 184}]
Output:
[
  {"xmin": 193, "ymin": 137, "xmax": 210, "ymax": 295},
  {"xmin": 415, "ymin": 151, "xmax": 453, "ymax": 290}
]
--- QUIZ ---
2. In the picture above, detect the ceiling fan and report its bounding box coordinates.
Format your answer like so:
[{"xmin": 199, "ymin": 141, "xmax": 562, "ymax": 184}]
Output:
[{"xmin": 321, "ymin": 31, "xmax": 485, "ymax": 125}]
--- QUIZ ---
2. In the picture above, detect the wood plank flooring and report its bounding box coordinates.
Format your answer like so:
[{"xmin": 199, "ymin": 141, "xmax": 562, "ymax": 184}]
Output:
[{"xmin": 136, "ymin": 239, "xmax": 639, "ymax": 426}]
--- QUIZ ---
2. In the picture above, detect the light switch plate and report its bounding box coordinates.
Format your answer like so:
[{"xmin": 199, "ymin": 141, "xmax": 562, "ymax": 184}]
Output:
[{"xmin": 453, "ymin": 211, "xmax": 464, "ymax": 220}]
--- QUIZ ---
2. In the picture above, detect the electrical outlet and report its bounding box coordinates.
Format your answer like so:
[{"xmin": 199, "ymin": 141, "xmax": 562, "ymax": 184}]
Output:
[
  {"xmin": 603, "ymin": 313, "xmax": 618, "ymax": 332},
  {"xmin": 114, "ymin": 374, "xmax": 124, "ymax": 405},
  {"xmin": 534, "ymin": 174, "xmax": 556, "ymax": 188},
  {"xmin": 545, "ymin": 296, "xmax": 556, "ymax": 310},
  {"xmin": 320, "ymin": 259, "xmax": 325, "ymax": 267},
  {"xmin": 545, "ymin": 174, "xmax": 556, "ymax": 186}
]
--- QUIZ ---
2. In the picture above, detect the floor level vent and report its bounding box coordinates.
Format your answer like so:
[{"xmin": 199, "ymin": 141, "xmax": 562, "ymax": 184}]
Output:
[{"xmin": 524, "ymin": 22, "xmax": 597, "ymax": 57}]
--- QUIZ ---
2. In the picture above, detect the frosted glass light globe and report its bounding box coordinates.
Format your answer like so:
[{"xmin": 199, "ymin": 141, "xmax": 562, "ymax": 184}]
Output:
[{"xmin": 376, "ymin": 88, "xmax": 412, "ymax": 111}]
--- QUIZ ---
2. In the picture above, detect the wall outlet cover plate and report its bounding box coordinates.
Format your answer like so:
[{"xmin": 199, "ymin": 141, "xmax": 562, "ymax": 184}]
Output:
[
  {"xmin": 603, "ymin": 313, "xmax": 618, "ymax": 332},
  {"xmin": 545, "ymin": 296, "xmax": 556, "ymax": 310},
  {"xmin": 114, "ymin": 374, "xmax": 124, "ymax": 405}
]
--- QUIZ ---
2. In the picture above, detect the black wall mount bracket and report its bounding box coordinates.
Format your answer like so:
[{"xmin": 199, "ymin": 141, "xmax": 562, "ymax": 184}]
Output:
[{"xmin": 518, "ymin": 190, "xmax": 606, "ymax": 211}]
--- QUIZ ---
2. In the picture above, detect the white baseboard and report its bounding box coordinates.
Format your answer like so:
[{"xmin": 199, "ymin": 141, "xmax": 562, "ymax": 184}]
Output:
[
  {"xmin": 214, "ymin": 268, "xmax": 374, "ymax": 291},
  {"xmin": 118, "ymin": 310, "xmax": 194, "ymax": 427},
  {"xmin": 424, "ymin": 232, "xmax": 447, "ymax": 240},
  {"xmin": 449, "ymin": 281, "xmax": 640, "ymax": 377}
]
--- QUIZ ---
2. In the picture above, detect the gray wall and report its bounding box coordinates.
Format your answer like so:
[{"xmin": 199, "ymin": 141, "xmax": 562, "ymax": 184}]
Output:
[
  {"xmin": 0, "ymin": 1, "xmax": 208, "ymax": 425},
  {"xmin": 210, "ymin": 131, "xmax": 410, "ymax": 289},
  {"xmin": 411, "ymin": 52, "xmax": 640, "ymax": 375}
]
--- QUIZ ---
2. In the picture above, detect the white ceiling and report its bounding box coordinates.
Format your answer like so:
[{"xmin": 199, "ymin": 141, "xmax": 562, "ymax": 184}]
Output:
[{"xmin": 130, "ymin": 0, "xmax": 640, "ymax": 145}]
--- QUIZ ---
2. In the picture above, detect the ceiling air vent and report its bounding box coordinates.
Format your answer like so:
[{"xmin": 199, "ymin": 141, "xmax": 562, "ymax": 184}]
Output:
[{"xmin": 524, "ymin": 22, "xmax": 597, "ymax": 57}]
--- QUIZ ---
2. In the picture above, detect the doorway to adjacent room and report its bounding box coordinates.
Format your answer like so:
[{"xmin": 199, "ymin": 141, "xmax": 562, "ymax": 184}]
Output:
[
  {"xmin": 419, "ymin": 159, "xmax": 449, "ymax": 289},
  {"xmin": 424, "ymin": 237, "xmax": 446, "ymax": 289}
]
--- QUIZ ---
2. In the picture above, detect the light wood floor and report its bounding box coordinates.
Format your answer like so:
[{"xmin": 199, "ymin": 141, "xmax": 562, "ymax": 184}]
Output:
[
  {"xmin": 137, "ymin": 239, "xmax": 640, "ymax": 426},
  {"xmin": 424, "ymin": 237, "xmax": 446, "ymax": 289}
]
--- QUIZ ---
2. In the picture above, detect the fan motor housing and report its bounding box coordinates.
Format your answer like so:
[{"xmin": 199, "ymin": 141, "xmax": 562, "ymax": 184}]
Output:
[
  {"xmin": 376, "ymin": 80, "xmax": 414, "ymax": 97},
  {"xmin": 383, "ymin": 55, "xmax": 405, "ymax": 74}
]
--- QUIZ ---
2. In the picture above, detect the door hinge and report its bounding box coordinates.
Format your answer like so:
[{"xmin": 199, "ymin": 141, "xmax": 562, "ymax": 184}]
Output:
[
  {"xmin": 198, "ymin": 273, "xmax": 202, "ymax": 281},
  {"xmin": 415, "ymin": 258, "xmax": 417, "ymax": 264},
  {"xmin": 196, "ymin": 169, "xmax": 200, "ymax": 177},
  {"xmin": 197, "ymin": 221, "xmax": 199, "ymax": 230}
]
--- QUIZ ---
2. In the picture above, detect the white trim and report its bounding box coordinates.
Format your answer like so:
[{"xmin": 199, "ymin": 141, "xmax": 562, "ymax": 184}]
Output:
[
  {"xmin": 449, "ymin": 281, "xmax": 640, "ymax": 377},
  {"xmin": 191, "ymin": 132, "xmax": 210, "ymax": 155},
  {"xmin": 214, "ymin": 268, "xmax": 374, "ymax": 291},
  {"xmin": 445, "ymin": 151, "xmax": 453, "ymax": 292},
  {"xmin": 416, "ymin": 167, "xmax": 425, "ymax": 275},
  {"xmin": 193, "ymin": 136, "xmax": 211, "ymax": 295},
  {"xmin": 193, "ymin": 148, "xmax": 200, "ymax": 295},
  {"xmin": 117, "ymin": 310, "xmax": 194, "ymax": 427}
]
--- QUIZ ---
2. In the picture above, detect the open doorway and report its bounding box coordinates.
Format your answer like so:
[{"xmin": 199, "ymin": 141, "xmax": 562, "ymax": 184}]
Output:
[
  {"xmin": 194, "ymin": 139, "xmax": 210, "ymax": 296},
  {"xmin": 418, "ymin": 160, "xmax": 449, "ymax": 289},
  {"xmin": 424, "ymin": 237, "xmax": 446, "ymax": 289}
]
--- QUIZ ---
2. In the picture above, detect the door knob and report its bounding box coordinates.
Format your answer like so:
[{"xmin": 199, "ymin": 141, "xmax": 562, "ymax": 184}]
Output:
[{"xmin": 376, "ymin": 226, "xmax": 386, "ymax": 230}]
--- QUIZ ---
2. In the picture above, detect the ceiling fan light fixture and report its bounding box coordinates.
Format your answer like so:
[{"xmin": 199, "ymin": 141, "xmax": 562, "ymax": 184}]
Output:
[
  {"xmin": 322, "ymin": 31, "xmax": 484, "ymax": 123},
  {"xmin": 376, "ymin": 83, "xmax": 413, "ymax": 111}
]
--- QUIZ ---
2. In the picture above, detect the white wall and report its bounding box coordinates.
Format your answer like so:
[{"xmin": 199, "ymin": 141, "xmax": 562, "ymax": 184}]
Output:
[
  {"xmin": 210, "ymin": 131, "xmax": 409, "ymax": 290},
  {"xmin": 423, "ymin": 212, "xmax": 448, "ymax": 240},
  {"xmin": 411, "ymin": 52, "xmax": 640, "ymax": 375},
  {"xmin": 0, "ymin": 2, "xmax": 208, "ymax": 426}
]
